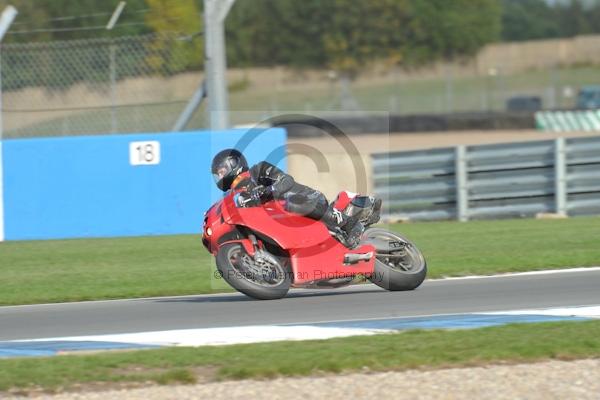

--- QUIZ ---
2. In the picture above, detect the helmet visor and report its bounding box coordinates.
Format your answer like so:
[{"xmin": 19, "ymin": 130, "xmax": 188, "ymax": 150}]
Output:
[{"xmin": 212, "ymin": 159, "xmax": 233, "ymax": 185}]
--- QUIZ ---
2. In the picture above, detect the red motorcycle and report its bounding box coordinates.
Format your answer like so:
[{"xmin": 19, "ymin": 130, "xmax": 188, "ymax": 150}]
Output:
[{"xmin": 202, "ymin": 189, "xmax": 427, "ymax": 300}]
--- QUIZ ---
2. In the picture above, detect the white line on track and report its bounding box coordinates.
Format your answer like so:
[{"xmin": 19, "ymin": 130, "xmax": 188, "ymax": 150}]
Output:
[
  {"xmin": 1, "ymin": 266, "xmax": 599, "ymax": 310},
  {"xmin": 20, "ymin": 325, "xmax": 390, "ymax": 347},
  {"xmin": 259, "ymin": 303, "xmax": 600, "ymax": 328},
  {"xmin": 426, "ymin": 266, "xmax": 600, "ymax": 282},
  {"xmin": 9, "ymin": 304, "xmax": 600, "ymax": 349},
  {"xmin": 482, "ymin": 305, "xmax": 600, "ymax": 318}
]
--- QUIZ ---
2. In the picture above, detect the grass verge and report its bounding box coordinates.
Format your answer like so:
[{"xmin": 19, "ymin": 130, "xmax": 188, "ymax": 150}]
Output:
[
  {"xmin": 387, "ymin": 217, "xmax": 600, "ymax": 277},
  {"xmin": 0, "ymin": 217, "xmax": 599, "ymax": 305},
  {"xmin": 1, "ymin": 320, "xmax": 600, "ymax": 393}
]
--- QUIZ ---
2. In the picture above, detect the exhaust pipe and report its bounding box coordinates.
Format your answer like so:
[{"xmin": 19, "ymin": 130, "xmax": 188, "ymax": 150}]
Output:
[{"xmin": 343, "ymin": 251, "xmax": 374, "ymax": 265}]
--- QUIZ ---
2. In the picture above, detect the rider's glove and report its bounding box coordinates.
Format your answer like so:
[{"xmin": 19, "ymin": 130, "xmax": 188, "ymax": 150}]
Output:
[
  {"xmin": 250, "ymin": 186, "xmax": 272, "ymax": 203},
  {"xmin": 234, "ymin": 192, "xmax": 257, "ymax": 207}
]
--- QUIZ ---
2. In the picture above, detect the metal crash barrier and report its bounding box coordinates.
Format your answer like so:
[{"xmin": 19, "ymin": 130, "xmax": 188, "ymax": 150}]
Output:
[{"xmin": 372, "ymin": 136, "xmax": 600, "ymax": 221}]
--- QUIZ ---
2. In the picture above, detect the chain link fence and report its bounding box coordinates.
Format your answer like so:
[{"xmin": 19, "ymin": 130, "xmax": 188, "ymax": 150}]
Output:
[
  {"xmin": 243, "ymin": 62, "xmax": 600, "ymax": 118},
  {"xmin": 1, "ymin": 33, "xmax": 206, "ymax": 139},
  {"xmin": 224, "ymin": 35, "xmax": 600, "ymax": 122},
  {"xmin": 2, "ymin": 33, "xmax": 599, "ymax": 138}
]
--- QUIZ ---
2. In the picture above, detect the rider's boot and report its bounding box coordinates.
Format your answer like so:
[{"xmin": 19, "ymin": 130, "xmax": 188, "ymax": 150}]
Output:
[
  {"xmin": 322, "ymin": 207, "xmax": 364, "ymax": 249},
  {"xmin": 365, "ymin": 197, "xmax": 382, "ymax": 226},
  {"xmin": 343, "ymin": 219, "xmax": 364, "ymax": 249}
]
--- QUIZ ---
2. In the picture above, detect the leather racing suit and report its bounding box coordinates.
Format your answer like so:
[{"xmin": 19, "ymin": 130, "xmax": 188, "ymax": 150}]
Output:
[{"xmin": 231, "ymin": 161, "xmax": 363, "ymax": 247}]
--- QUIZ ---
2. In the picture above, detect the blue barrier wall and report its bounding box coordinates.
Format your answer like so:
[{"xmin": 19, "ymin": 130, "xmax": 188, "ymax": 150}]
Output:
[{"xmin": 2, "ymin": 128, "xmax": 287, "ymax": 240}]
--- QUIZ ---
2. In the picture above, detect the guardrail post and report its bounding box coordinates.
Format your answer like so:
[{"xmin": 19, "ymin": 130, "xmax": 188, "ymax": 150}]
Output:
[
  {"xmin": 554, "ymin": 137, "xmax": 567, "ymax": 216},
  {"xmin": 204, "ymin": 0, "xmax": 236, "ymax": 130},
  {"xmin": 455, "ymin": 145, "xmax": 468, "ymax": 221}
]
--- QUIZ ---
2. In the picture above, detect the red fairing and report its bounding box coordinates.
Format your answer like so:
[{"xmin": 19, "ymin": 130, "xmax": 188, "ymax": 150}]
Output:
[
  {"xmin": 220, "ymin": 193, "xmax": 332, "ymax": 249},
  {"xmin": 201, "ymin": 198, "xmax": 231, "ymax": 255},
  {"xmin": 202, "ymin": 190, "xmax": 376, "ymax": 287},
  {"xmin": 289, "ymin": 240, "xmax": 375, "ymax": 285}
]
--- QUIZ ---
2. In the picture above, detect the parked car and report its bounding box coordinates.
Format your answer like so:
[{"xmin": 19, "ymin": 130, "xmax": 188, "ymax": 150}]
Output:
[{"xmin": 576, "ymin": 85, "xmax": 600, "ymax": 110}]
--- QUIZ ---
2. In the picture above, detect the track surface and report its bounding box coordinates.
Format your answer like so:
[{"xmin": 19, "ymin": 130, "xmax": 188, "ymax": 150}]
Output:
[{"xmin": 2, "ymin": 269, "xmax": 600, "ymax": 341}]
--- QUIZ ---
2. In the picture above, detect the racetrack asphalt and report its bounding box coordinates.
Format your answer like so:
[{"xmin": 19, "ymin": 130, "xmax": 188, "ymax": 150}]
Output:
[{"xmin": 1, "ymin": 268, "xmax": 600, "ymax": 341}]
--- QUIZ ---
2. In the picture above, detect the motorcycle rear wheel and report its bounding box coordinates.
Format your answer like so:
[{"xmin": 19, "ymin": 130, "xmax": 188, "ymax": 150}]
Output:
[
  {"xmin": 216, "ymin": 243, "xmax": 291, "ymax": 300},
  {"xmin": 363, "ymin": 228, "xmax": 427, "ymax": 291}
]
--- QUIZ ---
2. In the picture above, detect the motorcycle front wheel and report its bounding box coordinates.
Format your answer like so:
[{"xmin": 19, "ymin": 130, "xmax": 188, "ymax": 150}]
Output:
[
  {"xmin": 215, "ymin": 243, "xmax": 291, "ymax": 300},
  {"xmin": 363, "ymin": 228, "xmax": 427, "ymax": 291}
]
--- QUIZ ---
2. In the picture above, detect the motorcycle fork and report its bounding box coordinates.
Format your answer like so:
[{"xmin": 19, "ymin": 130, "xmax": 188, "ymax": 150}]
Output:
[
  {"xmin": 222, "ymin": 233, "xmax": 263, "ymax": 259},
  {"xmin": 249, "ymin": 234, "xmax": 260, "ymax": 252}
]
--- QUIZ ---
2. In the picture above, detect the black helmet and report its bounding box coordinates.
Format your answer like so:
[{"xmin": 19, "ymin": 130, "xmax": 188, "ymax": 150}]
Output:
[{"xmin": 211, "ymin": 148, "xmax": 249, "ymax": 191}]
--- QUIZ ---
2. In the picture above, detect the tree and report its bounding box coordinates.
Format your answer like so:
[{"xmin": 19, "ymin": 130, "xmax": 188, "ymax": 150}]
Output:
[
  {"xmin": 556, "ymin": 0, "xmax": 592, "ymax": 37},
  {"xmin": 587, "ymin": 4, "xmax": 600, "ymax": 33},
  {"xmin": 226, "ymin": 0, "xmax": 333, "ymax": 68},
  {"xmin": 227, "ymin": 0, "xmax": 501, "ymax": 74},
  {"xmin": 322, "ymin": 0, "xmax": 501, "ymax": 74},
  {"xmin": 1, "ymin": 0, "xmax": 149, "ymax": 42},
  {"xmin": 323, "ymin": 0, "xmax": 409, "ymax": 76},
  {"xmin": 501, "ymin": 0, "xmax": 561, "ymax": 41},
  {"xmin": 1, "ymin": 0, "xmax": 505, "ymax": 77},
  {"xmin": 0, "ymin": 0, "xmax": 51, "ymax": 43},
  {"xmin": 144, "ymin": 0, "xmax": 203, "ymax": 73},
  {"xmin": 501, "ymin": 0, "xmax": 600, "ymax": 41},
  {"xmin": 406, "ymin": 0, "xmax": 501, "ymax": 64}
]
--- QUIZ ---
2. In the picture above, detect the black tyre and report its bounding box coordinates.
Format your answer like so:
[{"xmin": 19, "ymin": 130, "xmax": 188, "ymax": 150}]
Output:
[
  {"xmin": 363, "ymin": 228, "xmax": 427, "ymax": 291},
  {"xmin": 216, "ymin": 243, "xmax": 291, "ymax": 300}
]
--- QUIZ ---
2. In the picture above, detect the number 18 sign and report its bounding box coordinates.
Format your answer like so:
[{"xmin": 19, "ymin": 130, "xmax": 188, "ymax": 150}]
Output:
[{"xmin": 129, "ymin": 141, "xmax": 160, "ymax": 166}]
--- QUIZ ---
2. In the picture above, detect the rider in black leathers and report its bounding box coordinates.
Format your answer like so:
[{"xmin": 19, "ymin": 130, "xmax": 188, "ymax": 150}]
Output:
[{"xmin": 211, "ymin": 148, "xmax": 364, "ymax": 248}]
